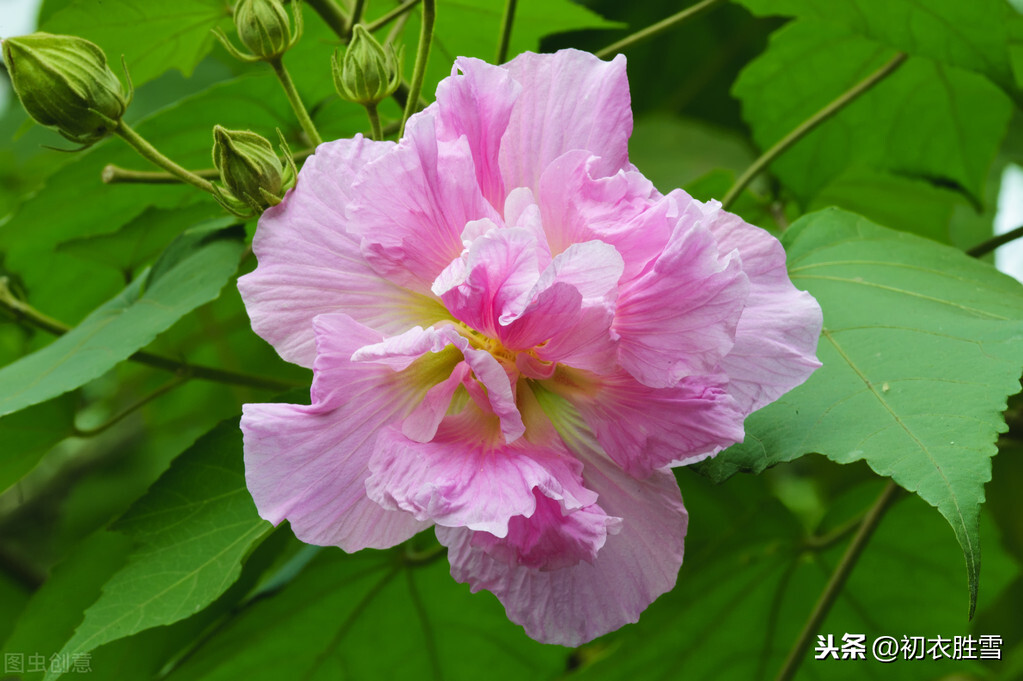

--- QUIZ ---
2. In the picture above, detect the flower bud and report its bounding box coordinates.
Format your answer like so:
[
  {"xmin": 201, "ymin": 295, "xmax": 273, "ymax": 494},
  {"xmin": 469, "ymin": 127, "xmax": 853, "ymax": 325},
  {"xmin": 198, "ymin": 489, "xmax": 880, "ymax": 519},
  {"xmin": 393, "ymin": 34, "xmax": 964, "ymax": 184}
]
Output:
[
  {"xmin": 233, "ymin": 0, "xmax": 295, "ymax": 61},
  {"xmin": 332, "ymin": 25, "xmax": 403, "ymax": 107},
  {"xmin": 212, "ymin": 125, "xmax": 295, "ymax": 214},
  {"xmin": 1, "ymin": 32, "xmax": 128, "ymax": 146}
]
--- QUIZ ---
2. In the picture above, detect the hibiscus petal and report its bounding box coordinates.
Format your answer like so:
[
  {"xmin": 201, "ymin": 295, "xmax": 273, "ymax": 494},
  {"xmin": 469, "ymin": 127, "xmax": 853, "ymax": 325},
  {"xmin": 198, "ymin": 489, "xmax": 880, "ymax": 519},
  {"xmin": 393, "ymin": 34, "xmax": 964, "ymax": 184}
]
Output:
[
  {"xmin": 499, "ymin": 50, "xmax": 632, "ymax": 195},
  {"xmin": 572, "ymin": 370, "xmax": 746, "ymax": 477},
  {"xmin": 615, "ymin": 211, "xmax": 751, "ymax": 389},
  {"xmin": 348, "ymin": 114, "xmax": 502, "ymax": 291},
  {"xmin": 702, "ymin": 203, "xmax": 823, "ymax": 413},
  {"xmin": 438, "ymin": 404, "xmax": 686, "ymax": 647},
  {"xmin": 435, "ymin": 56, "xmax": 523, "ymax": 209},
  {"xmin": 238, "ymin": 136, "xmax": 443, "ymax": 367},
  {"xmin": 366, "ymin": 409, "xmax": 596, "ymax": 536},
  {"xmin": 241, "ymin": 313, "xmax": 433, "ymax": 550}
]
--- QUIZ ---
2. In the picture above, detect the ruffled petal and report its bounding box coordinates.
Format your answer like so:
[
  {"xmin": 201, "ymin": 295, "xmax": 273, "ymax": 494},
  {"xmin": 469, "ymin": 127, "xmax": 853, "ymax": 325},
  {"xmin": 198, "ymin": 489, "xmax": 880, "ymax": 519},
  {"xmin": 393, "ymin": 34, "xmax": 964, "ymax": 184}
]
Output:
[
  {"xmin": 702, "ymin": 203, "xmax": 823, "ymax": 413},
  {"xmin": 498, "ymin": 50, "xmax": 633, "ymax": 195},
  {"xmin": 366, "ymin": 408, "xmax": 596, "ymax": 536},
  {"xmin": 241, "ymin": 313, "xmax": 433, "ymax": 550},
  {"xmin": 437, "ymin": 405, "xmax": 686, "ymax": 646},
  {"xmin": 237, "ymin": 136, "xmax": 443, "ymax": 367},
  {"xmin": 347, "ymin": 114, "xmax": 502, "ymax": 292},
  {"xmin": 570, "ymin": 370, "xmax": 746, "ymax": 477},
  {"xmin": 435, "ymin": 56, "xmax": 522, "ymax": 209},
  {"xmin": 614, "ymin": 209, "xmax": 751, "ymax": 389}
]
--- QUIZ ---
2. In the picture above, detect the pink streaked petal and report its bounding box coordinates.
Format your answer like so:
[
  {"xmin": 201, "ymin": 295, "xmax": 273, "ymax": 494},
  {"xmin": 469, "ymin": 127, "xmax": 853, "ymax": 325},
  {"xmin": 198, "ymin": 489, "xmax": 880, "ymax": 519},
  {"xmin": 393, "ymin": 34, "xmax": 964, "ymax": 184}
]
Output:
[
  {"xmin": 241, "ymin": 314, "xmax": 432, "ymax": 550},
  {"xmin": 498, "ymin": 50, "xmax": 632, "ymax": 195},
  {"xmin": 458, "ymin": 341, "xmax": 526, "ymax": 442},
  {"xmin": 366, "ymin": 409, "xmax": 596, "ymax": 536},
  {"xmin": 402, "ymin": 362, "xmax": 472, "ymax": 443},
  {"xmin": 347, "ymin": 113, "xmax": 501, "ymax": 291},
  {"xmin": 435, "ymin": 227, "xmax": 542, "ymax": 338},
  {"xmin": 468, "ymin": 491, "xmax": 622, "ymax": 571},
  {"xmin": 238, "ymin": 136, "xmax": 442, "ymax": 367},
  {"xmin": 350, "ymin": 324, "xmax": 454, "ymax": 371},
  {"xmin": 436, "ymin": 56, "xmax": 522, "ymax": 209},
  {"xmin": 573, "ymin": 370, "xmax": 746, "ymax": 477},
  {"xmin": 537, "ymin": 151, "xmax": 663, "ymax": 273},
  {"xmin": 615, "ymin": 215, "xmax": 750, "ymax": 389},
  {"xmin": 702, "ymin": 203, "xmax": 823, "ymax": 413},
  {"xmin": 437, "ymin": 416, "xmax": 686, "ymax": 647}
]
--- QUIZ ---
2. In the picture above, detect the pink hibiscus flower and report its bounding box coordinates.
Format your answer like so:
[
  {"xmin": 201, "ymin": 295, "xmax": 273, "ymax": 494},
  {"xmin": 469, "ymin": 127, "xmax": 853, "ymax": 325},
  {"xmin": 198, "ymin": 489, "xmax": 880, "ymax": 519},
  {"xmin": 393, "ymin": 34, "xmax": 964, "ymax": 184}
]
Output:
[{"xmin": 238, "ymin": 49, "xmax": 822, "ymax": 646}]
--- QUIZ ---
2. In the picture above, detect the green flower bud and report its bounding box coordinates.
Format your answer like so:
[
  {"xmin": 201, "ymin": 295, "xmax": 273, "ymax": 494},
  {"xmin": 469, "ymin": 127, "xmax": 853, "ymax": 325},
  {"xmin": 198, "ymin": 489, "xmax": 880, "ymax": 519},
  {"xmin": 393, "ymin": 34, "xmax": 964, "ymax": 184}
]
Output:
[
  {"xmin": 1, "ymin": 32, "xmax": 128, "ymax": 146},
  {"xmin": 212, "ymin": 125, "xmax": 295, "ymax": 215},
  {"xmin": 233, "ymin": 0, "xmax": 296, "ymax": 61},
  {"xmin": 332, "ymin": 25, "xmax": 403, "ymax": 107}
]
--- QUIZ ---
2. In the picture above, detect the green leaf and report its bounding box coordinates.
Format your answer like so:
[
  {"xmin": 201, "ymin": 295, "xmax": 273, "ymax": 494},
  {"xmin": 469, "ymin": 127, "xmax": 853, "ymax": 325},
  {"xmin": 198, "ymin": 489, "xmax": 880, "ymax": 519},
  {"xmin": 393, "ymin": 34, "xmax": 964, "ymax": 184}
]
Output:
[
  {"xmin": 700, "ymin": 207, "xmax": 1023, "ymax": 616},
  {"xmin": 568, "ymin": 469, "xmax": 1019, "ymax": 681},
  {"xmin": 733, "ymin": 20, "xmax": 1013, "ymax": 206},
  {"xmin": 40, "ymin": 0, "xmax": 230, "ymax": 88},
  {"xmin": 160, "ymin": 546, "xmax": 567, "ymax": 681},
  {"xmin": 44, "ymin": 419, "xmax": 270, "ymax": 681},
  {"xmin": 0, "ymin": 393, "xmax": 76, "ymax": 494},
  {"xmin": 0, "ymin": 222, "xmax": 244, "ymax": 419}
]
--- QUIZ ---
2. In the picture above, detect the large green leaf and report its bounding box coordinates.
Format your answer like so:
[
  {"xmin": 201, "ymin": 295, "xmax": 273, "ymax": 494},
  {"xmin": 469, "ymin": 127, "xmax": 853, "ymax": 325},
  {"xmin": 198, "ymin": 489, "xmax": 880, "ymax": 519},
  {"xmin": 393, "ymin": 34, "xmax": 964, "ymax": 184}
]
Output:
[
  {"xmin": 733, "ymin": 20, "xmax": 1013, "ymax": 206},
  {"xmin": 160, "ymin": 545, "xmax": 567, "ymax": 681},
  {"xmin": 0, "ymin": 222, "xmax": 244, "ymax": 418},
  {"xmin": 734, "ymin": 0, "xmax": 1019, "ymax": 92},
  {"xmin": 44, "ymin": 419, "xmax": 270, "ymax": 681},
  {"xmin": 567, "ymin": 469, "xmax": 1018, "ymax": 681},
  {"xmin": 40, "ymin": 0, "xmax": 230, "ymax": 88},
  {"xmin": 700, "ymin": 208, "xmax": 1023, "ymax": 616}
]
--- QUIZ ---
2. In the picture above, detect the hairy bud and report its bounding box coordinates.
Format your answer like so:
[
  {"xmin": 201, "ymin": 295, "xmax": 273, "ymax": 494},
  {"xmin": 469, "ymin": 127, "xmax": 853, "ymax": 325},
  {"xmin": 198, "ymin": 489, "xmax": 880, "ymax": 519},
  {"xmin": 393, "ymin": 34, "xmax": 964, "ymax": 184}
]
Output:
[
  {"xmin": 233, "ymin": 0, "xmax": 297, "ymax": 61},
  {"xmin": 212, "ymin": 125, "xmax": 295, "ymax": 215},
  {"xmin": 331, "ymin": 25, "xmax": 403, "ymax": 107}
]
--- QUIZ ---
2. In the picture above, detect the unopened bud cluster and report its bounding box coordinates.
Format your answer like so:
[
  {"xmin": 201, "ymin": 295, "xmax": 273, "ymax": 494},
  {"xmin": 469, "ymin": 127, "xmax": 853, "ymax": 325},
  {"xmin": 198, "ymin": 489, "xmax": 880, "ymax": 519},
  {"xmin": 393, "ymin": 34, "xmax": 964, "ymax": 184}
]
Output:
[{"xmin": 1, "ymin": 32, "xmax": 129, "ymax": 146}]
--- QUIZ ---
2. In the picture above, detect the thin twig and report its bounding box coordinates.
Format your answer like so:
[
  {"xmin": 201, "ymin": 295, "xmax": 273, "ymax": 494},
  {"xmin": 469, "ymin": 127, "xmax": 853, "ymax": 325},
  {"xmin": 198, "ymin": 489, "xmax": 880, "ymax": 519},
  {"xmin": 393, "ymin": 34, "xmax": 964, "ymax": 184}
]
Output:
[
  {"xmin": 399, "ymin": 0, "xmax": 435, "ymax": 138},
  {"xmin": 722, "ymin": 52, "xmax": 908, "ymax": 210},
  {"xmin": 595, "ymin": 0, "xmax": 727, "ymax": 59},
  {"xmin": 365, "ymin": 0, "xmax": 422, "ymax": 33},
  {"xmin": 495, "ymin": 0, "xmax": 517, "ymax": 64},
  {"xmin": 774, "ymin": 482, "xmax": 902, "ymax": 681},
  {"xmin": 967, "ymin": 224, "xmax": 1023, "ymax": 258},
  {"xmin": 102, "ymin": 148, "xmax": 314, "ymax": 185},
  {"xmin": 305, "ymin": 0, "xmax": 349, "ymax": 38},
  {"xmin": 72, "ymin": 376, "xmax": 190, "ymax": 437}
]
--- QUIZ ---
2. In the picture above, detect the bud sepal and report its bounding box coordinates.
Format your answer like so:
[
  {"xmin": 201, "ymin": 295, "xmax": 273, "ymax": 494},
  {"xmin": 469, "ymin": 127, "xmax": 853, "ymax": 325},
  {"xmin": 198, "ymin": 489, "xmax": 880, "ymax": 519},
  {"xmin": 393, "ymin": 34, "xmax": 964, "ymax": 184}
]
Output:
[{"xmin": 212, "ymin": 126, "xmax": 296, "ymax": 217}]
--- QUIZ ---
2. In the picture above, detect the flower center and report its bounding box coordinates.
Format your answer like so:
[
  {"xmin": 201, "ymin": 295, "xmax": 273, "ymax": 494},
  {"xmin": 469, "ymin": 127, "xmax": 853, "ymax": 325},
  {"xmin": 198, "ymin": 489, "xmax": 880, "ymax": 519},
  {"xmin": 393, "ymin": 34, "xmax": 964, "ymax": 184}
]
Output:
[{"xmin": 454, "ymin": 321, "xmax": 518, "ymax": 364}]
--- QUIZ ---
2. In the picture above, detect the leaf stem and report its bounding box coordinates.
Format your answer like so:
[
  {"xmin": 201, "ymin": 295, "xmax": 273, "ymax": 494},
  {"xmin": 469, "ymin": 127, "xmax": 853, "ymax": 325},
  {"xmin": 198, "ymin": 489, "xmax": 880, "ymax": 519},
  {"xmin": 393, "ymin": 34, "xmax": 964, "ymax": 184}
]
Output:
[
  {"xmin": 305, "ymin": 0, "xmax": 349, "ymax": 38},
  {"xmin": 595, "ymin": 0, "xmax": 727, "ymax": 59},
  {"xmin": 495, "ymin": 0, "xmax": 517, "ymax": 64},
  {"xmin": 774, "ymin": 481, "xmax": 902, "ymax": 681},
  {"xmin": 72, "ymin": 376, "xmax": 189, "ymax": 438},
  {"xmin": 722, "ymin": 52, "xmax": 907, "ymax": 210},
  {"xmin": 115, "ymin": 121, "xmax": 217, "ymax": 195},
  {"xmin": 399, "ymin": 0, "xmax": 435, "ymax": 138},
  {"xmin": 0, "ymin": 280, "xmax": 302, "ymax": 393},
  {"xmin": 365, "ymin": 0, "xmax": 422, "ymax": 33},
  {"xmin": 967, "ymin": 224, "xmax": 1023, "ymax": 258},
  {"xmin": 270, "ymin": 57, "xmax": 324, "ymax": 146}
]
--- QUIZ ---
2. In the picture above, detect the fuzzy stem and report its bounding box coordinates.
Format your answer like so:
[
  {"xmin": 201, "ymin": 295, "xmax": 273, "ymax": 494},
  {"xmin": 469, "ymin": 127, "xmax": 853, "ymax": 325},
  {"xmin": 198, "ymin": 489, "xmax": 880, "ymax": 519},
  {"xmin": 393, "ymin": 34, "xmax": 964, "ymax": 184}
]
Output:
[
  {"xmin": 365, "ymin": 0, "xmax": 421, "ymax": 32},
  {"xmin": 722, "ymin": 52, "xmax": 908, "ymax": 210},
  {"xmin": 270, "ymin": 57, "xmax": 324, "ymax": 146},
  {"xmin": 103, "ymin": 147, "xmax": 314, "ymax": 186},
  {"xmin": 774, "ymin": 482, "xmax": 902, "ymax": 681},
  {"xmin": 115, "ymin": 121, "xmax": 217, "ymax": 194},
  {"xmin": 365, "ymin": 102, "xmax": 384, "ymax": 140},
  {"xmin": 399, "ymin": 0, "xmax": 435, "ymax": 138},
  {"xmin": 595, "ymin": 0, "xmax": 727, "ymax": 59},
  {"xmin": 495, "ymin": 0, "xmax": 517, "ymax": 64}
]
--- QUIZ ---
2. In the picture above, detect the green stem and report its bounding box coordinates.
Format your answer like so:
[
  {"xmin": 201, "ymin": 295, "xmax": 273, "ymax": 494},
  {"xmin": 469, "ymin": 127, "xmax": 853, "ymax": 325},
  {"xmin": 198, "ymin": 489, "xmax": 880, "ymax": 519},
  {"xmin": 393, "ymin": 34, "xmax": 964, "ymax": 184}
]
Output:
[
  {"xmin": 270, "ymin": 57, "xmax": 323, "ymax": 146},
  {"xmin": 400, "ymin": 0, "xmax": 435, "ymax": 138},
  {"xmin": 73, "ymin": 376, "xmax": 189, "ymax": 437},
  {"xmin": 722, "ymin": 51, "xmax": 908, "ymax": 210},
  {"xmin": 305, "ymin": 0, "xmax": 349, "ymax": 38},
  {"xmin": 967, "ymin": 224, "xmax": 1023, "ymax": 258},
  {"xmin": 365, "ymin": 102, "xmax": 383, "ymax": 140},
  {"xmin": 595, "ymin": 0, "xmax": 726, "ymax": 59},
  {"xmin": 495, "ymin": 0, "xmax": 517, "ymax": 63},
  {"xmin": 115, "ymin": 121, "xmax": 217, "ymax": 194},
  {"xmin": 774, "ymin": 481, "xmax": 902, "ymax": 681},
  {"xmin": 346, "ymin": 0, "xmax": 367, "ymax": 36},
  {"xmin": 365, "ymin": 0, "xmax": 421, "ymax": 33},
  {"xmin": 0, "ymin": 281, "xmax": 302, "ymax": 393},
  {"xmin": 103, "ymin": 147, "xmax": 314, "ymax": 185}
]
